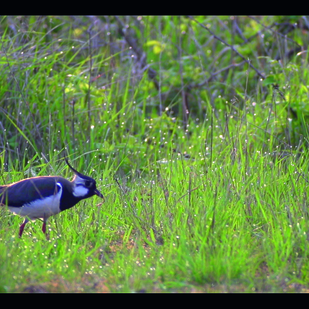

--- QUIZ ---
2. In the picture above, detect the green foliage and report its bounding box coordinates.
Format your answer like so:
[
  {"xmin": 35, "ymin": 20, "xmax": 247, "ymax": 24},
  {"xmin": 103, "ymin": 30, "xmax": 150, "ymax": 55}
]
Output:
[{"xmin": 1, "ymin": 16, "xmax": 309, "ymax": 292}]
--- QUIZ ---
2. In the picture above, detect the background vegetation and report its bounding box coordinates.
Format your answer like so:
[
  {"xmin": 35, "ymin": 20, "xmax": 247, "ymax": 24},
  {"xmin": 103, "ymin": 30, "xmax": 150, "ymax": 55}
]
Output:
[{"xmin": 1, "ymin": 15, "xmax": 309, "ymax": 292}]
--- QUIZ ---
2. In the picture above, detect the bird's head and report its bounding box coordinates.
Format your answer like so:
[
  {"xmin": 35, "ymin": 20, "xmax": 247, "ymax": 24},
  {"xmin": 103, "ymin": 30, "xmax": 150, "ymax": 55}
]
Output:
[{"xmin": 65, "ymin": 158, "xmax": 104, "ymax": 200}]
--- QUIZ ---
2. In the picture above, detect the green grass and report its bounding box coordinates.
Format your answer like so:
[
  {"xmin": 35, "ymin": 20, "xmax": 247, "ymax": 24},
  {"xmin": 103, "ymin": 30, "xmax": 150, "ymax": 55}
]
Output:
[
  {"xmin": 1, "ymin": 16, "xmax": 309, "ymax": 292},
  {"xmin": 2, "ymin": 130, "xmax": 309, "ymax": 292}
]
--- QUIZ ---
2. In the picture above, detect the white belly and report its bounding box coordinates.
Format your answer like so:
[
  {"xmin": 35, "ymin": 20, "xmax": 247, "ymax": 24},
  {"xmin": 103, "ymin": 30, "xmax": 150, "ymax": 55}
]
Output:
[{"xmin": 8, "ymin": 183, "xmax": 62, "ymax": 220}]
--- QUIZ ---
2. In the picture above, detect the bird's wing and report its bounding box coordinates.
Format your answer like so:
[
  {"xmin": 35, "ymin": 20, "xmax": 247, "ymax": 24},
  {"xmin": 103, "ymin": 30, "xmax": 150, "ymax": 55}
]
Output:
[{"xmin": 0, "ymin": 177, "xmax": 64, "ymax": 207}]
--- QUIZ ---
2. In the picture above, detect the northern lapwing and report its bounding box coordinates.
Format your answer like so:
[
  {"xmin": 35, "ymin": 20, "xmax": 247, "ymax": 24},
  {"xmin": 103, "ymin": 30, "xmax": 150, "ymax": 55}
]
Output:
[{"xmin": 0, "ymin": 158, "xmax": 104, "ymax": 238}]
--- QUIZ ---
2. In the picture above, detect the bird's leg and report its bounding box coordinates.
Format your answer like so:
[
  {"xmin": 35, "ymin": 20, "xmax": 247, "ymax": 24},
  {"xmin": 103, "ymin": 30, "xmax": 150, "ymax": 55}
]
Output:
[
  {"xmin": 19, "ymin": 218, "xmax": 29, "ymax": 238},
  {"xmin": 42, "ymin": 215, "xmax": 49, "ymax": 240},
  {"xmin": 42, "ymin": 221, "xmax": 46, "ymax": 234}
]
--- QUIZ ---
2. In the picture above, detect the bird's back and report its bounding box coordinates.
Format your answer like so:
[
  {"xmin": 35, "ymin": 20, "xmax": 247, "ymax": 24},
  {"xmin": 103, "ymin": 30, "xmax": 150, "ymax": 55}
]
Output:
[{"xmin": 0, "ymin": 176, "xmax": 71, "ymax": 207}]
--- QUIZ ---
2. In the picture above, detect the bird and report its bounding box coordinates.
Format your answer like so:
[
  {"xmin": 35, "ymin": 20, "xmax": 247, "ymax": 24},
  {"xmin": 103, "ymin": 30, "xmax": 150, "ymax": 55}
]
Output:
[{"xmin": 0, "ymin": 158, "xmax": 104, "ymax": 238}]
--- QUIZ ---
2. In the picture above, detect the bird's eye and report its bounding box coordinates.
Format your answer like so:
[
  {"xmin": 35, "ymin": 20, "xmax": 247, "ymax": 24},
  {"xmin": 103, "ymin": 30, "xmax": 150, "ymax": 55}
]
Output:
[{"xmin": 85, "ymin": 180, "xmax": 92, "ymax": 188}]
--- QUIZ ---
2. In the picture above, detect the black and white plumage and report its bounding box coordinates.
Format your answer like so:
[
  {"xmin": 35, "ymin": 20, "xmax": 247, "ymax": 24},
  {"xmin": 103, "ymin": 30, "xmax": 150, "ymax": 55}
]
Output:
[{"xmin": 0, "ymin": 158, "xmax": 104, "ymax": 238}]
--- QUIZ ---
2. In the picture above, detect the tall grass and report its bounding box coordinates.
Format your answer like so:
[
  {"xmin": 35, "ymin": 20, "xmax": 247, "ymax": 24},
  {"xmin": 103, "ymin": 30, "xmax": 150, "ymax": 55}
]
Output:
[{"xmin": 1, "ymin": 16, "xmax": 309, "ymax": 292}]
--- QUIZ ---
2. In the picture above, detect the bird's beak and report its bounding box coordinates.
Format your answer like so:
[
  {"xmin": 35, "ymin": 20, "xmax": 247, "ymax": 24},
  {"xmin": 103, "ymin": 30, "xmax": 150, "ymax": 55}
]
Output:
[{"xmin": 94, "ymin": 188, "xmax": 104, "ymax": 200}]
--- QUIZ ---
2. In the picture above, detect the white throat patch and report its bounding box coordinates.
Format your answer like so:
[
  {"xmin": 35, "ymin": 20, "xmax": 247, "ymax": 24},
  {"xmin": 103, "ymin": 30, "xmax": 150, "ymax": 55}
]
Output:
[
  {"xmin": 72, "ymin": 175, "xmax": 90, "ymax": 197},
  {"xmin": 73, "ymin": 185, "xmax": 89, "ymax": 197}
]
